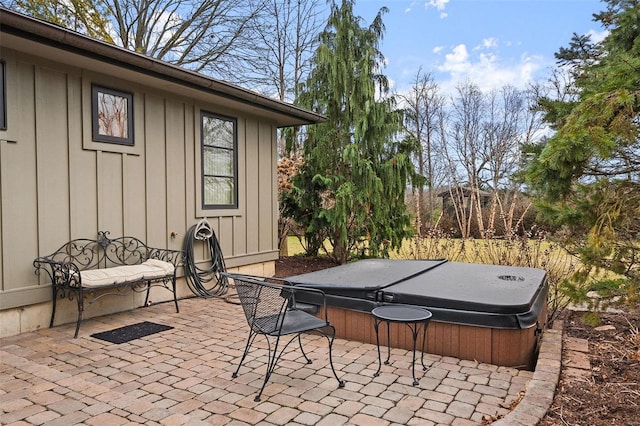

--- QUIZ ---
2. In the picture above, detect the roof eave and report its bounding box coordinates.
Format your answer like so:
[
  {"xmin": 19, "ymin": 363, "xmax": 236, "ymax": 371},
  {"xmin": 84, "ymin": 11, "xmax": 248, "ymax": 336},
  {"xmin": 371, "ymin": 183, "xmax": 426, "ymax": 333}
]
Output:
[{"xmin": 0, "ymin": 8, "xmax": 326, "ymax": 127}]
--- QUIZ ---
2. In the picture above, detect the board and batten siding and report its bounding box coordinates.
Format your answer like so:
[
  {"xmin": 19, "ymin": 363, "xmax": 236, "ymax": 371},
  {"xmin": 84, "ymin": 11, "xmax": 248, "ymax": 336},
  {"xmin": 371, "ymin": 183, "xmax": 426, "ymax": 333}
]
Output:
[{"xmin": 0, "ymin": 48, "xmax": 279, "ymax": 315}]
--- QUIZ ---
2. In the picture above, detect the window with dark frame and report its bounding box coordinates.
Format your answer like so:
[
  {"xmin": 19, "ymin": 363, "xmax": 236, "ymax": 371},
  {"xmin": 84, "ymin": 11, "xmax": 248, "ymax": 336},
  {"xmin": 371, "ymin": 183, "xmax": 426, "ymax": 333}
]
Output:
[
  {"xmin": 201, "ymin": 112, "xmax": 238, "ymax": 209},
  {"xmin": 0, "ymin": 60, "xmax": 6, "ymax": 130},
  {"xmin": 91, "ymin": 84, "xmax": 134, "ymax": 145}
]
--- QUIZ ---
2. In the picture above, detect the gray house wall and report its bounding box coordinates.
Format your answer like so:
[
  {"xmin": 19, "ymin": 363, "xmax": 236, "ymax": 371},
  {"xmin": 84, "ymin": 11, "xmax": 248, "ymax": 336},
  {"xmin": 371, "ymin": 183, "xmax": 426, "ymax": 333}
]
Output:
[{"xmin": 0, "ymin": 9, "xmax": 322, "ymax": 337}]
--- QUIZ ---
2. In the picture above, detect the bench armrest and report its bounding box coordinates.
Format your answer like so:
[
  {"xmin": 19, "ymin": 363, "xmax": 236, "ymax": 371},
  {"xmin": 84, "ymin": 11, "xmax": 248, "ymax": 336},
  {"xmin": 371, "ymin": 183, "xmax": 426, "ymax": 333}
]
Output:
[{"xmin": 33, "ymin": 257, "xmax": 81, "ymax": 288}]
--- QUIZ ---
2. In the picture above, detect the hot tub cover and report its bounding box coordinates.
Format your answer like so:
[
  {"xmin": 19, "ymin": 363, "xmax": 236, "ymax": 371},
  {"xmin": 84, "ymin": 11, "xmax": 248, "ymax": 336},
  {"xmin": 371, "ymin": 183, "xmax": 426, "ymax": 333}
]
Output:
[{"xmin": 287, "ymin": 259, "xmax": 548, "ymax": 329}]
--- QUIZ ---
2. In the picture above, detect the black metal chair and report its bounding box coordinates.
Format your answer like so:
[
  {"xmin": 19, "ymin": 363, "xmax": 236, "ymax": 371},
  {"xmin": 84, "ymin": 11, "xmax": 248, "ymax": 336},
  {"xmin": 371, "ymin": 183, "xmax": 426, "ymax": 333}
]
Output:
[{"xmin": 223, "ymin": 273, "xmax": 345, "ymax": 401}]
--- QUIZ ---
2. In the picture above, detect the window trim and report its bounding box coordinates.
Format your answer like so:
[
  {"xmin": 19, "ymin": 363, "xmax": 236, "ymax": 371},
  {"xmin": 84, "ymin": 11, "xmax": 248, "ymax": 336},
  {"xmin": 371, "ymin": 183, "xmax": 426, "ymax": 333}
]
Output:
[
  {"xmin": 200, "ymin": 111, "xmax": 239, "ymax": 210},
  {"xmin": 0, "ymin": 60, "xmax": 6, "ymax": 131},
  {"xmin": 91, "ymin": 84, "xmax": 134, "ymax": 146}
]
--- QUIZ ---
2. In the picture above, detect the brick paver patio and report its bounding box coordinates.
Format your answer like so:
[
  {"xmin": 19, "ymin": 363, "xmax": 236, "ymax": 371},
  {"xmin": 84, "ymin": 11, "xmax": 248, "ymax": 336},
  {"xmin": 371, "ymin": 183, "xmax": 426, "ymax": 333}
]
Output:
[{"xmin": 1, "ymin": 297, "xmax": 537, "ymax": 425}]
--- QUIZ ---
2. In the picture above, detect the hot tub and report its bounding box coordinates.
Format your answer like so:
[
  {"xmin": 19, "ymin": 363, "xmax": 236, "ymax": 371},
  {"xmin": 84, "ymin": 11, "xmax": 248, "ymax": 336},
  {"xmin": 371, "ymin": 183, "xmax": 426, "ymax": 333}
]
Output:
[{"xmin": 287, "ymin": 259, "xmax": 548, "ymax": 369}]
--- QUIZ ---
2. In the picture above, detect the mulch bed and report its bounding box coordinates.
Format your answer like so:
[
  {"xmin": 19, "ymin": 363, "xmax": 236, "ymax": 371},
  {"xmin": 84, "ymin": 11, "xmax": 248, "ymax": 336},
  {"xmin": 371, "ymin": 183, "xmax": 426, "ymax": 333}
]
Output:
[
  {"xmin": 274, "ymin": 255, "xmax": 339, "ymax": 278},
  {"xmin": 540, "ymin": 309, "xmax": 639, "ymax": 426}
]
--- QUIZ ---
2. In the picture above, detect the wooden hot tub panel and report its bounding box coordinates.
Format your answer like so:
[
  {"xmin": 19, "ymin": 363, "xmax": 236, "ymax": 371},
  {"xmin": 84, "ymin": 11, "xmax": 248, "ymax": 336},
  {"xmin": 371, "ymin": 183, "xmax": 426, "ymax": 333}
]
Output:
[{"xmin": 324, "ymin": 304, "xmax": 546, "ymax": 370}]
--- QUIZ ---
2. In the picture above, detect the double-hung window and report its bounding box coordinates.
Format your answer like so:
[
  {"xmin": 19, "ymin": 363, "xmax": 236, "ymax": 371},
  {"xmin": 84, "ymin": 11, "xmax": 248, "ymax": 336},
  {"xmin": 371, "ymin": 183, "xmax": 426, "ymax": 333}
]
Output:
[{"xmin": 201, "ymin": 112, "xmax": 238, "ymax": 209}]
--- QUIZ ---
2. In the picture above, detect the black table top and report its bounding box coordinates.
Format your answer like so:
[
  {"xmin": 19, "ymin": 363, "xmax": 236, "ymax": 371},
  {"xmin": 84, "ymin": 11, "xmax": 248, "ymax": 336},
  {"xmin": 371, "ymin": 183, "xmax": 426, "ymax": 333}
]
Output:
[{"xmin": 372, "ymin": 305, "xmax": 432, "ymax": 322}]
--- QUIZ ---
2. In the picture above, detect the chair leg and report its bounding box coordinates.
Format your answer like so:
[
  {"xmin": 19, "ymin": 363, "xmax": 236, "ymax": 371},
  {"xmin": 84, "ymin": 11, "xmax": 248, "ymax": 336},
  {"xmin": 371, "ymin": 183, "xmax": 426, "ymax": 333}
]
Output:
[
  {"xmin": 234, "ymin": 327, "xmax": 345, "ymax": 402},
  {"xmin": 297, "ymin": 334, "xmax": 312, "ymax": 364},
  {"xmin": 254, "ymin": 333, "xmax": 310, "ymax": 402},
  {"xmin": 322, "ymin": 325, "xmax": 345, "ymax": 388},
  {"xmin": 255, "ymin": 335, "xmax": 280, "ymax": 402},
  {"xmin": 233, "ymin": 331, "xmax": 258, "ymax": 379}
]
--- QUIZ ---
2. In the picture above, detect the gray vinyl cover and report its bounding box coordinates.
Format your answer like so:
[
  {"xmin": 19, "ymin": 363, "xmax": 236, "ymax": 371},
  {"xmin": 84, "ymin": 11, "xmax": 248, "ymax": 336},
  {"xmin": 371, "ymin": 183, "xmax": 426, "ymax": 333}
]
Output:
[{"xmin": 287, "ymin": 259, "xmax": 548, "ymax": 329}]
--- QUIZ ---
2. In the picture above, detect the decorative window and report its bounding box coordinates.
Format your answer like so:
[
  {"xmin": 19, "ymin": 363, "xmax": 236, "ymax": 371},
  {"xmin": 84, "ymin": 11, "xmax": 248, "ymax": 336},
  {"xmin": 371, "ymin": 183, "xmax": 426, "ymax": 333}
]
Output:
[
  {"xmin": 91, "ymin": 84, "xmax": 134, "ymax": 145},
  {"xmin": 0, "ymin": 60, "xmax": 6, "ymax": 130},
  {"xmin": 201, "ymin": 112, "xmax": 238, "ymax": 209}
]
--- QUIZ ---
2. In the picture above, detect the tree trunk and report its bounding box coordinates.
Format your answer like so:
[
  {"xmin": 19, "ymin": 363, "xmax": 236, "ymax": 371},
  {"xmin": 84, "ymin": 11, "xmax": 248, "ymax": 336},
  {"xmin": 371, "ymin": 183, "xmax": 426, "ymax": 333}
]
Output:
[{"xmin": 279, "ymin": 235, "xmax": 289, "ymax": 257}]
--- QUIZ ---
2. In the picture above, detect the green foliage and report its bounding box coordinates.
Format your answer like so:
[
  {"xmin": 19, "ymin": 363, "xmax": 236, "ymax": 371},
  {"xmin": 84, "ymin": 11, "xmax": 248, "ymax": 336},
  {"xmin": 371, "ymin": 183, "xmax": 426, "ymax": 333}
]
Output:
[
  {"xmin": 582, "ymin": 311, "xmax": 601, "ymax": 327},
  {"xmin": 561, "ymin": 274, "xmax": 636, "ymax": 311},
  {"xmin": 524, "ymin": 0, "xmax": 640, "ymax": 309},
  {"xmin": 283, "ymin": 0, "xmax": 417, "ymax": 264}
]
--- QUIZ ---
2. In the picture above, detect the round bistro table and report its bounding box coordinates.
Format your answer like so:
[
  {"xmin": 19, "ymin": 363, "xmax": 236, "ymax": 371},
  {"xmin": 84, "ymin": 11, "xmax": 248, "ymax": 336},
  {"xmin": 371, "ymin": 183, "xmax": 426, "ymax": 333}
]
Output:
[{"xmin": 372, "ymin": 304, "xmax": 433, "ymax": 385}]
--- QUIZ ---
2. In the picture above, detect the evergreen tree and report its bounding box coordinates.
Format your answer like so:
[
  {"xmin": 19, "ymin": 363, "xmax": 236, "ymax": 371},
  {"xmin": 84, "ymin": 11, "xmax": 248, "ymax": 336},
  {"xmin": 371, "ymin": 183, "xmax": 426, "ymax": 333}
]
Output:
[
  {"xmin": 525, "ymin": 0, "xmax": 639, "ymax": 305},
  {"xmin": 283, "ymin": 0, "xmax": 417, "ymax": 264}
]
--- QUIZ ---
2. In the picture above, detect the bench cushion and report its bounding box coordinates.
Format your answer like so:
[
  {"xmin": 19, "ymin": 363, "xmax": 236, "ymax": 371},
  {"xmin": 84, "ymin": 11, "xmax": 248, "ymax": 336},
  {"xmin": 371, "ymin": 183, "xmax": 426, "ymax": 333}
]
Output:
[
  {"xmin": 143, "ymin": 258, "xmax": 175, "ymax": 275},
  {"xmin": 80, "ymin": 260, "xmax": 175, "ymax": 288}
]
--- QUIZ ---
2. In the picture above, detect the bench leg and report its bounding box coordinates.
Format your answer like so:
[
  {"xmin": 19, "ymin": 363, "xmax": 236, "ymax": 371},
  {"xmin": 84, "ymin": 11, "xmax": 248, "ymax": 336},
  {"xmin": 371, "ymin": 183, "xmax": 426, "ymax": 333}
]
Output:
[
  {"xmin": 172, "ymin": 278, "xmax": 179, "ymax": 313},
  {"xmin": 143, "ymin": 279, "xmax": 179, "ymax": 313},
  {"xmin": 74, "ymin": 290, "xmax": 84, "ymax": 338},
  {"xmin": 144, "ymin": 281, "xmax": 152, "ymax": 307},
  {"xmin": 50, "ymin": 286, "xmax": 58, "ymax": 328}
]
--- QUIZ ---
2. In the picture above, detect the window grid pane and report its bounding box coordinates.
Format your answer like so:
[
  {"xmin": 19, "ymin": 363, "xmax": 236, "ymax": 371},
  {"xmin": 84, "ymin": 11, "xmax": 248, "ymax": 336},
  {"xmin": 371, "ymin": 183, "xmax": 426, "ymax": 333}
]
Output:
[
  {"xmin": 204, "ymin": 176, "xmax": 235, "ymax": 205},
  {"xmin": 203, "ymin": 147, "xmax": 234, "ymax": 176},
  {"xmin": 203, "ymin": 117, "xmax": 234, "ymax": 149}
]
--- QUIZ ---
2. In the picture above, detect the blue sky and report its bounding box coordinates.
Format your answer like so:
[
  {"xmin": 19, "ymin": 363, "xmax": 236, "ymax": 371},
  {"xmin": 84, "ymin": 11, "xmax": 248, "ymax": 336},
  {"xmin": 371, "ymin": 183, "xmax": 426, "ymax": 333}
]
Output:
[{"xmin": 352, "ymin": 0, "xmax": 607, "ymax": 94}]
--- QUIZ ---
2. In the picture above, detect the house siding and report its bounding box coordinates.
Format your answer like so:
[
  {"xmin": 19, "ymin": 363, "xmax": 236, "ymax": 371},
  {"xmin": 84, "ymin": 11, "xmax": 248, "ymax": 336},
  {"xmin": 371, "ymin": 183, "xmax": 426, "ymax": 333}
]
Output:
[{"xmin": 0, "ymin": 47, "xmax": 280, "ymax": 331}]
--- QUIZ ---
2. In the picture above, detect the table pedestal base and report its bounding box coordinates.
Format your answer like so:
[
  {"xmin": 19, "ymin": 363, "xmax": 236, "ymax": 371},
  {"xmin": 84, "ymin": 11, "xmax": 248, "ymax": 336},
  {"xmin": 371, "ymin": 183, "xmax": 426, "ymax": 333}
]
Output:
[{"xmin": 372, "ymin": 305, "xmax": 432, "ymax": 386}]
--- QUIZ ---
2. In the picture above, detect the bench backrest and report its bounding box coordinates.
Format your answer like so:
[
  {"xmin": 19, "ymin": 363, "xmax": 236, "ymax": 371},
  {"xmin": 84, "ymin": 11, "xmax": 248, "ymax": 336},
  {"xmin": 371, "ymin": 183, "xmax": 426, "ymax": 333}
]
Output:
[{"xmin": 41, "ymin": 231, "xmax": 161, "ymax": 271}]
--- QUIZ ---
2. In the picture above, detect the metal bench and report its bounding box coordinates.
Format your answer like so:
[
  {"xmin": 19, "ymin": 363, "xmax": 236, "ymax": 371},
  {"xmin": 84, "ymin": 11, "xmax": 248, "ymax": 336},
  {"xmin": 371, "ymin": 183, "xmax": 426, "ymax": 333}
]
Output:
[{"xmin": 33, "ymin": 231, "xmax": 184, "ymax": 338}]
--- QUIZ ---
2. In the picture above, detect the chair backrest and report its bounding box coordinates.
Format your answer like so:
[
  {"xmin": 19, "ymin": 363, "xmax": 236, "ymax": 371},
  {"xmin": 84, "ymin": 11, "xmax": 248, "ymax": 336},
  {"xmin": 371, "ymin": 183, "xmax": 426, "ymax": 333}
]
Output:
[{"xmin": 231, "ymin": 274, "xmax": 290, "ymax": 335}]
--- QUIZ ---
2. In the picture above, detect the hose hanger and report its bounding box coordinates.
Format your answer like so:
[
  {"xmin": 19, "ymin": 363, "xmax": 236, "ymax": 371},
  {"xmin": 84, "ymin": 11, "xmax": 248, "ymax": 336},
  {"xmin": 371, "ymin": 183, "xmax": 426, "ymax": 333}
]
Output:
[
  {"xmin": 182, "ymin": 219, "xmax": 232, "ymax": 300},
  {"xmin": 194, "ymin": 219, "xmax": 213, "ymax": 240}
]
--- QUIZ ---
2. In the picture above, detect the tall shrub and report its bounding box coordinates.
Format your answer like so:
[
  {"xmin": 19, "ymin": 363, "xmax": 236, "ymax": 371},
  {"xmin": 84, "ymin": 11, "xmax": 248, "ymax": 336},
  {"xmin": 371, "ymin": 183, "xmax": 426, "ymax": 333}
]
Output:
[{"xmin": 283, "ymin": 0, "xmax": 418, "ymax": 264}]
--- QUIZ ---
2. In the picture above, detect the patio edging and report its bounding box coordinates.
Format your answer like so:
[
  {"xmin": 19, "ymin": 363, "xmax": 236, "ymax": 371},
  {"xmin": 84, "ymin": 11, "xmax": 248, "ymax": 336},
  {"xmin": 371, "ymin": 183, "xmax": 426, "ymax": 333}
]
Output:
[{"xmin": 492, "ymin": 321, "xmax": 563, "ymax": 425}]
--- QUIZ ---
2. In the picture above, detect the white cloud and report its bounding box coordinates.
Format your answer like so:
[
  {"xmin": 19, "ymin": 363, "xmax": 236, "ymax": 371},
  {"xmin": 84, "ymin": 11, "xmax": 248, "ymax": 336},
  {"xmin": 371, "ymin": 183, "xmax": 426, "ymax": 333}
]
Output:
[
  {"xmin": 587, "ymin": 29, "xmax": 608, "ymax": 44},
  {"xmin": 425, "ymin": 0, "xmax": 450, "ymax": 11},
  {"xmin": 479, "ymin": 37, "xmax": 498, "ymax": 50},
  {"xmin": 433, "ymin": 46, "xmax": 444, "ymax": 54},
  {"xmin": 442, "ymin": 44, "xmax": 470, "ymax": 73},
  {"xmin": 435, "ymin": 43, "xmax": 544, "ymax": 94},
  {"xmin": 405, "ymin": 0, "xmax": 420, "ymax": 13},
  {"xmin": 424, "ymin": 0, "xmax": 450, "ymax": 19}
]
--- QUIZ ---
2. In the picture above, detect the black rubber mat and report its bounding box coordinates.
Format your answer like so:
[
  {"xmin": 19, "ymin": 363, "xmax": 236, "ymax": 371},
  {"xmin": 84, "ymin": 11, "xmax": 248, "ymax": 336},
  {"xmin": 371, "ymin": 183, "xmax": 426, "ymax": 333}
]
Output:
[{"xmin": 90, "ymin": 321, "xmax": 173, "ymax": 344}]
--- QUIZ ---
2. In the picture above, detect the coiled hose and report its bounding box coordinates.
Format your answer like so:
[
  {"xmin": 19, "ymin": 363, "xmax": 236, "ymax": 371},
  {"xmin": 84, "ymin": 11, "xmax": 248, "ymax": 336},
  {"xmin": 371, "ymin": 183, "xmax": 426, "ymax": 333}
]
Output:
[{"xmin": 183, "ymin": 220, "xmax": 234, "ymax": 301}]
